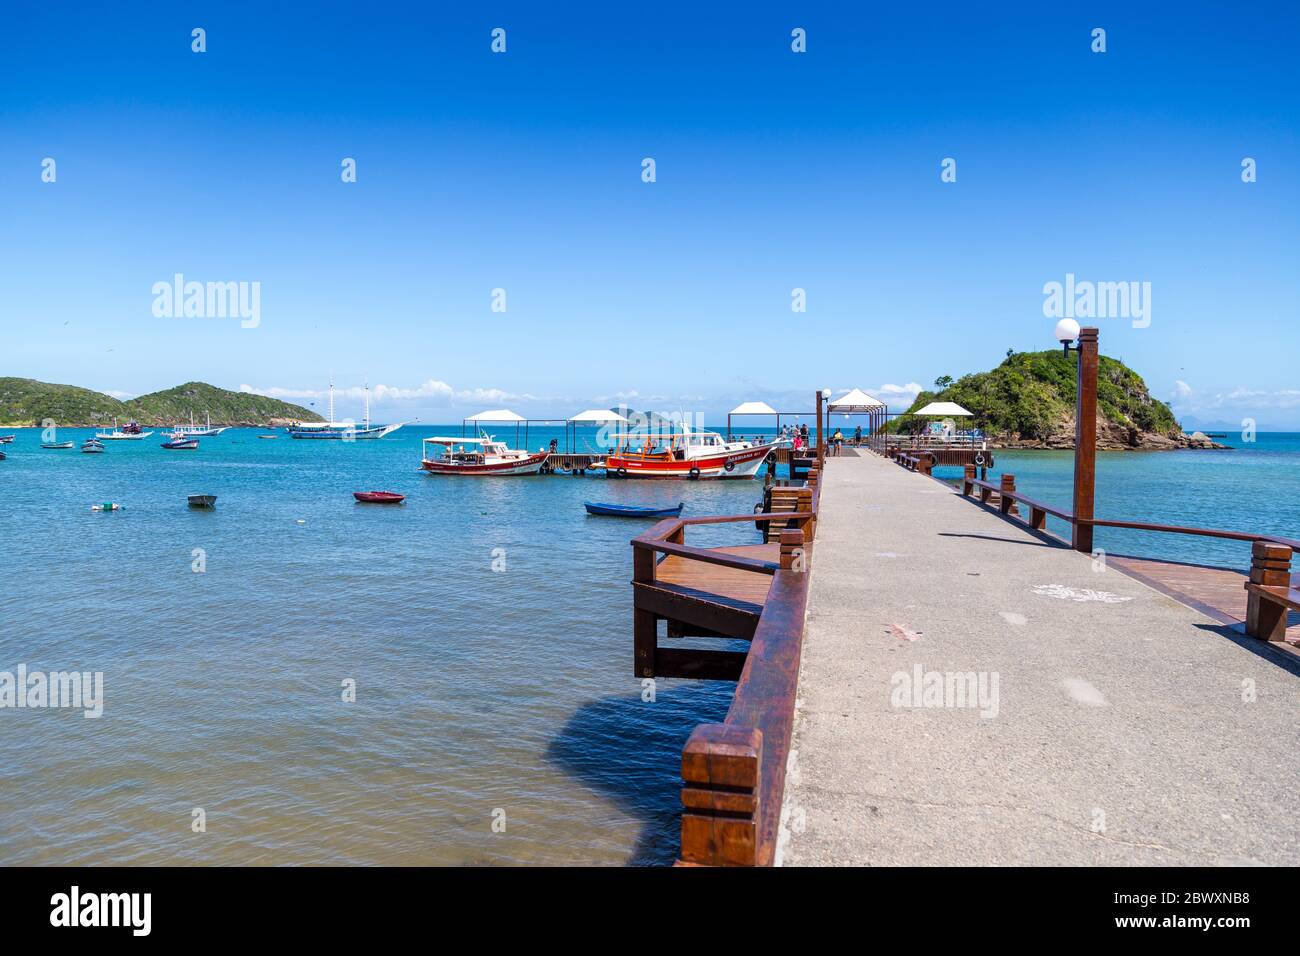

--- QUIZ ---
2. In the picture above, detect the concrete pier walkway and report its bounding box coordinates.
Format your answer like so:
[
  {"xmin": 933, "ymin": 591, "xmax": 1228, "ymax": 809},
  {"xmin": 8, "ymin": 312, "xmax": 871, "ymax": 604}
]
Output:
[{"xmin": 781, "ymin": 453, "xmax": 1300, "ymax": 865}]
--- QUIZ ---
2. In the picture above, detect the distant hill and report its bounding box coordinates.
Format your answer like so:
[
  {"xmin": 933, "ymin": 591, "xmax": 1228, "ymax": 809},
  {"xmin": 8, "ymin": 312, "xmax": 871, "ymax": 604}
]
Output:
[
  {"xmin": 126, "ymin": 382, "xmax": 322, "ymax": 426},
  {"xmin": 0, "ymin": 377, "xmax": 322, "ymax": 426},
  {"xmin": 889, "ymin": 351, "xmax": 1216, "ymax": 449},
  {"xmin": 0, "ymin": 377, "xmax": 127, "ymax": 426}
]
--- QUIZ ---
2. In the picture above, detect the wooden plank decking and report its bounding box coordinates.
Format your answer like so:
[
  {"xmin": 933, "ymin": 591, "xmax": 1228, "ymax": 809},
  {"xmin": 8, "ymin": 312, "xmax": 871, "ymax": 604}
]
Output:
[
  {"xmin": 655, "ymin": 543, "xmax": 779, "ymax": 609},
  {"xmin": 1108, "ymin": 554, "xmax": 1300, "ymax": 649}
]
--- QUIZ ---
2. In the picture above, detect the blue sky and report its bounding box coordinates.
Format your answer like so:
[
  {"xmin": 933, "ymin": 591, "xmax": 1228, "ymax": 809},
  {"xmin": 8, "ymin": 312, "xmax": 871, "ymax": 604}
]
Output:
[{"xmin": 2, "ymin": 2, "xmax": 1297, "ymax": 427}]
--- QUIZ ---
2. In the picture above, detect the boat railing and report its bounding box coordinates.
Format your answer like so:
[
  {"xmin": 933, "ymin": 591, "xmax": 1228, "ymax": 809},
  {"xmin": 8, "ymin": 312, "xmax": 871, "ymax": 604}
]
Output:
[{"xmin": 630, "ymin": 464, "xmax": 822, "ymax": 866}]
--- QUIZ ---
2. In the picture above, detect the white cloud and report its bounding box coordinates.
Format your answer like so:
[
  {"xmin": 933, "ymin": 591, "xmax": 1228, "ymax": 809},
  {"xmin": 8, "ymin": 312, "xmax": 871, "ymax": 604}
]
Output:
[
  {"xmin": 1171, "ymin": 380, "xmax": 1192, "ymax": 401},
  {"xmin": 104, "ymin": 390, "xmax": 136, "ymax": 400},
  {"xmin": 875, "ymin": 382, "xmax": 925, "ymax": 402},
  {"xmin": 239, "ymin": 380, "xmax": 548, "ymax": 407}
]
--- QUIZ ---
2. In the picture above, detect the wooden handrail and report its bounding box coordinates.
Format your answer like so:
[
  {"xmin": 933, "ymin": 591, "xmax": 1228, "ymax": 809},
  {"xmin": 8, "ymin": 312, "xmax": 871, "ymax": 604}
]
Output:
[
  {"xmin": 964, "ymin": 477, "xmax": 1074, "ymax": 521},
  {"xmin": 680, "ymin": 529, "xmax": 809, "ymax": 866},
  {"xmin": 1085, "ymin": 518, "xmax": 1300, "ymax": 552},
  {"xmin": 961, "ymin": 475, "xmax": 1300, "ymax": 549},
  {"xmin": 627, "ymin": 466, "xmax": 821, "ymax": 867}
]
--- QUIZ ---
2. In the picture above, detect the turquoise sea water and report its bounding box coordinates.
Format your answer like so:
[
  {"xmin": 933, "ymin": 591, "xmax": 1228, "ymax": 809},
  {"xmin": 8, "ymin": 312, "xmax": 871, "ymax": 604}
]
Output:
[
  {"xmin": 2, "ymin": 426, "xmax": 1297, "ymax": 864},
  {"xmin": 0, "ymin": 425, "xmax": 765, "ymax": 865}
]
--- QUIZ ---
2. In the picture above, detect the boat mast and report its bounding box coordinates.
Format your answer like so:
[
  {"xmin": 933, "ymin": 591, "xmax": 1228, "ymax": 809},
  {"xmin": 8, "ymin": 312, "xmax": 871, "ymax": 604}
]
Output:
[
  {"xmin": 328, "ymin": 371, "xmax": 335, "ymax": 425},
  {"xmin": 364, "ymin": 378, "xmax": 370, "ymax": 430}
]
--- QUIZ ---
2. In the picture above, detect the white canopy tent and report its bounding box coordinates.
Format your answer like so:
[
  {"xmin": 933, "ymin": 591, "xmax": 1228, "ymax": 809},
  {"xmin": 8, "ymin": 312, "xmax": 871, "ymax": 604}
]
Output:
[
  {"xmin": 729, "ymin": 401, "xmax": 779, "ymax": 416},
  {"xmin": 462, "ymin": 408, "xmax": 527, "ymax": 446},
  {"xmin": 567, "ymin": 409, "xmax": 629, "ymax": 423},
  {"xmin": 824, "ymin": 389, "xmax": 889, "ymax": 449},
  {"xmin": 466, "ymin": 408, "xmax": 525, "ymax": 423},
  {"xmin": 914, "ymin": 401, "xmax": 973, "ymax": 417},
  {"xmin": 828, "ymin": 388, "xmax": 886, "ymax": 411},
  {"xmin": 566, "ymin": 409, "xmax": 629, "ymax": 454}
]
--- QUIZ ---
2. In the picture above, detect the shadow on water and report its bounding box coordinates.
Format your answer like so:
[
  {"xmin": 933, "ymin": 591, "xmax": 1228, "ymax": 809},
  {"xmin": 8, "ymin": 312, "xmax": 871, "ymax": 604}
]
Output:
[{"xmin": 547, "ymin": 681, "xmax": 733, "ymax": 866}]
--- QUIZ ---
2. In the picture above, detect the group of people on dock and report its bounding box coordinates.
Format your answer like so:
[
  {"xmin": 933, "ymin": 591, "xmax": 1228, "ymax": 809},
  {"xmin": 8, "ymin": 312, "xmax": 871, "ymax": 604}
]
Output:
[
  {"xmin": 780, "ymin": 423, "xmax": 812, "ymax": 452},
  {"xmin": 825, "ymin": 425, "xmax": 863, "ymax": 456}
]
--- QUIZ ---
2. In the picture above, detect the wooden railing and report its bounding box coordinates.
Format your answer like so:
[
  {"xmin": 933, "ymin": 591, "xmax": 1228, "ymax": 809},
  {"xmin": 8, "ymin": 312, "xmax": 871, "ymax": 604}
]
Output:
[
  {"xmin": 631, "ymin": 466, "xmax": 822, "ymax": 865},
  {"xmin": 888, "ymin": 448, "xmax": 936, "ymax": 475},
  {"xmin": 954, "ymin": 464, "xmax": 1299, "ymax": 643}
]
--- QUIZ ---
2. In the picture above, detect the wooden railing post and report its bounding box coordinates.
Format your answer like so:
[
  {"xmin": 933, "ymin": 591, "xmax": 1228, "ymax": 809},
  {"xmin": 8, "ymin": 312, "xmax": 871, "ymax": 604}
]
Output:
[
  {"xmin": 680, "ymin": 724, "xmax": 761, "ymax": 866},
  {"xmin": 1072, "ymin": 327, "xmax": 1099, "ymax": 553},
  {"xmin": 795, "ymin": 488, "xmax": 813, "ymax": 542},
  {"xmin": 1000, "ymin": 473, "xmax": 1019, "ymax": 516},
  {"xmin": 780, "ymin": 528, "xmax": 806, "ymax": 572},
  {"xmin": 1246, "ymin": 542, "xmax": 1292, "ymax": 642},
  {"xmin": 963, "ymin": 464, "xmax": 976, "ymax": 495},
  {"xmin": 633, "ymin": 544, "xmax": 658, "ymax": 677}
]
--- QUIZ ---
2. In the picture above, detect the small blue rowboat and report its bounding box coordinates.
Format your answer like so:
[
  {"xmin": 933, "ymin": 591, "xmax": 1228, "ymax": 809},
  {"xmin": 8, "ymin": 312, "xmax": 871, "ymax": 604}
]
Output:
[{"xmin": 584, "ymin": 501, "xmax": 683, "ymax": 518}]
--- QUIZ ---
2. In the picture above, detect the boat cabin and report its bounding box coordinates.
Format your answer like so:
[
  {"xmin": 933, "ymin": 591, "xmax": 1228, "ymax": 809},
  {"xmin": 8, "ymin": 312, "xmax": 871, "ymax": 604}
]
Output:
[{"xmin": 422, "ymin": 435, "xmax": 526, "ymax": 463}]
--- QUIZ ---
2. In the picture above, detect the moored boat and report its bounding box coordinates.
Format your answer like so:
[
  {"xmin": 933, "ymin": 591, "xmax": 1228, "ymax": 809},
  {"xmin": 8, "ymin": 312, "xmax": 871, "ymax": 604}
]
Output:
[
  {"xmin": 42, "ymin": 441, "xmax": 75, "ymax": 449},
  {"xmin": 161, "ymin": 432, "xmax": 200, "ymax": 450},
  {"xmin": 96, "ymin": 419, "xmax": 153, "ymax": 440},
  {"xmin": 286, "ymin": 377, "xmax": 404, "ymax": 439},
  {"xmin": 421, "ymin": 435, "xmax": 548, "ymax": 476},
  {"xmin": 187, "ymin": 494, "xmax": 217, "ymax": 508},
  {"xmin": 353, "ymin": 491, "xmax": 406, "ymax": 503},
  {"xmin": 81, "ymin": 439, "xmax": 105, "ymax": 453},
  {"xmin": 598, "ymin": 424, "xmax": 779, "ymax": 479},
  {"xmin": 171, "ymin": 411, "xmax": 229, "ymax": 438},
  {"xmin": 584, "ymin": 501, "xmax": 683, "ymax": 518},
  {"xmin": 0, "ymin": 435, "xmax": 13, "ymax": 444}
]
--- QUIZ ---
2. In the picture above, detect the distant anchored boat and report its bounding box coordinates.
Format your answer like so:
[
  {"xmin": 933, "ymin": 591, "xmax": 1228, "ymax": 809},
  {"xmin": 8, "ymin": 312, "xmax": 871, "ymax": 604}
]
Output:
[
  {"xmin": 286, "ymin": 378, "xmax": 404, "ymax": 439},
  {"xmin": 81, "ymin": 439, "xmax": 105, "ymax": 453},
  {"xmin": 96, "ymin": 419, "xmax": 153, "ymax": 440},
  {"xmin": 42, "ymin": 441, "xmax": 75, "ymax": 449},
  {"xmin": 353, "ymin": 491, "xmax": 406, "ymax": 503},
  {"xmin": 187, "ymin": 494, "xmax": 217, "ymax": 508},
  {"xmin": 171, "ymin": 411, "xmax": 229, "ymax": 438},
  {"xmin": 585, "ymin": 501, "xmax": 683, "ymax": 518},
  {"xmin": 161, "ymin": 432, "xmax": 200, "ymax": 450}
]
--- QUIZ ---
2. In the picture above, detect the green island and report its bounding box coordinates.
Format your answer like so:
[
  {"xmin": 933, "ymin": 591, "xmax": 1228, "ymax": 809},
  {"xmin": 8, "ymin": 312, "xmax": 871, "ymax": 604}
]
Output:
[
  {"xmin": 885, "ymin": 350, "xmax": 1224, "ymax": 449},
  {"xmin": 0, "ymin": 378, "xmax": 323, "ymax": 427}
]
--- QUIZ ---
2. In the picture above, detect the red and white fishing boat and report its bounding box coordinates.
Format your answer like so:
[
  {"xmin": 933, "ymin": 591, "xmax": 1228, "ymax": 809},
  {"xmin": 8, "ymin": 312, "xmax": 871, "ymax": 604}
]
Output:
[
  {"xmin": 421, "ymin": 436, "xmax": 549, "ymax": 476},
  {"xmin": 599, "ymin": 425, "xmax": 781, "ymax": 479}
]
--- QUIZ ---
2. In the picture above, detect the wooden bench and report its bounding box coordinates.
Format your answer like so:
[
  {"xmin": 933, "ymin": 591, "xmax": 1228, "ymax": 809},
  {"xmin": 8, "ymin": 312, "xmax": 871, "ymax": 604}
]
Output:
[{"xmin": 1244, "ymin": 542, "xmax": 1296, "ymax": 642}]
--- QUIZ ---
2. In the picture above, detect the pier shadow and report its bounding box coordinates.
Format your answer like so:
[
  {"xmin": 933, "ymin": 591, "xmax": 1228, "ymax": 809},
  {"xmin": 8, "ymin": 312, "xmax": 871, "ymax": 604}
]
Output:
[
  {"xmin": 546, "ymin": 682, "xmax": 732, "ymax": 866},
  {"xmin": 938, "ymin": 529, "xmax": 1067, "ymax": 549},
  {"xmin": 1192, "ymin": 622, "xmax": 1300, "ymax": 677}
]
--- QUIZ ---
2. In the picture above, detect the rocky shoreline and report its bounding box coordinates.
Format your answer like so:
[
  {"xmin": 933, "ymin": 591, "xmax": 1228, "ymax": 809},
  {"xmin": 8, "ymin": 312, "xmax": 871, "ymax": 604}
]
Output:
[{"xmin": 992, "ymin": 424, "xmax": 1229, "ymax": 451}]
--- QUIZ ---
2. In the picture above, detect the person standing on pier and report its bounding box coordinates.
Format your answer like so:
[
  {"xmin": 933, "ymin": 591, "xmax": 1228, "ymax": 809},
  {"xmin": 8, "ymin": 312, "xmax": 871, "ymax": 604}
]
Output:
[{"xmin": 854, "ymin": 425, "xmax": 862, "ymax": 447}]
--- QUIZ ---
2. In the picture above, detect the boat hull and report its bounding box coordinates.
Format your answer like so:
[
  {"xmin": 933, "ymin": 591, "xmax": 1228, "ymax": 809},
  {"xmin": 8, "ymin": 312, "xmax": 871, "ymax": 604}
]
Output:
[
  {"xmin": 602, "ymin": 442, "xmax": 777, "ymax": 479},
  {"xmin": 287, "ymin": 423, "xmax": 403, "ymax": 439},
  {"xmin": 421, "ymin": 452, "xmax": 548, "ymax": 476},
  {"xmin": 584, "ymin": 501, "xmax": 684, "ymax": 517},
  {"xmin": 161, "ymin": 439, "xmax": 200, "ymax": 450},
  {"xmin": 353, "ymin": 491, "xmax": 406, "ymax": 503}
]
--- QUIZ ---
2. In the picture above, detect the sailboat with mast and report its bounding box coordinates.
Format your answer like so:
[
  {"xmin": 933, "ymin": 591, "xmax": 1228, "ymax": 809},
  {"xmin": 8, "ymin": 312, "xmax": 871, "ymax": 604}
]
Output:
[
  {"xmin": 285, "ymin": 375, "xmax": 405, "ymax": 440},
  {"xmin": 172, "ymin": 411, "xmax": 230, "ymax": 438}
]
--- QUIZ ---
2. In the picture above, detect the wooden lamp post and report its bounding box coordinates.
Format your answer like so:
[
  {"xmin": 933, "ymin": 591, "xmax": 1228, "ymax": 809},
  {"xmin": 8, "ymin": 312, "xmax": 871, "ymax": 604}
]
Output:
[{"xmin": 1057, "ymin": 320, "xmax": 1099, "ymax": 553}]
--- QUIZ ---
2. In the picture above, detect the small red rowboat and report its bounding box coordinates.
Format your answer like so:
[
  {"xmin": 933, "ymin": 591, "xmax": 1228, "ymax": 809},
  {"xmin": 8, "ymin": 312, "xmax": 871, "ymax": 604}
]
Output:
[{"xmin": 353, "ymin": 491, "xmax": 406, "ymax": 504}]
